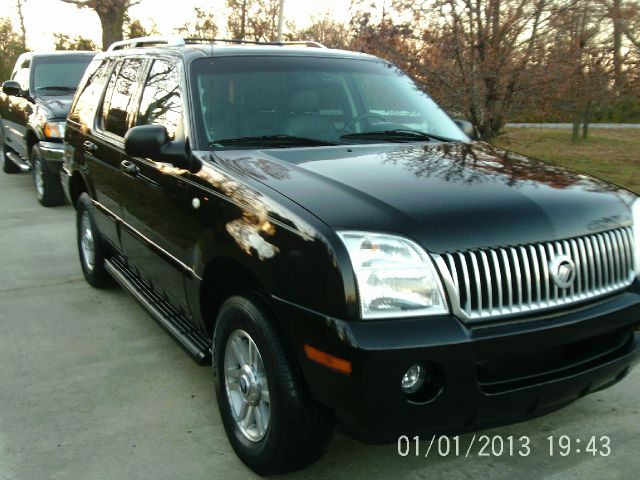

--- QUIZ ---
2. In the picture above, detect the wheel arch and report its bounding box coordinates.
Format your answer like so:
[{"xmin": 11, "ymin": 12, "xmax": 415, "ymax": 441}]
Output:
[
  {"xmin": 69, "ymin": 171, "xmax": 89, "ymax": 209},
  {"xmin": 25, "ymin": 128, "xmax": 39, "ymax": 158},
  {"xmin": 198, "ymin": 255, "xmax": 276, "ymax": 339}
]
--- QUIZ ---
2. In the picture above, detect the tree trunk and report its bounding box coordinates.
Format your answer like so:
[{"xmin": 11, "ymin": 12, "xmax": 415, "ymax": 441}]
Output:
[
  {"xmin": 612, "ymin": 0, "xmax": 624, "ymax": 95},
  {"xmin": 16, "ymin": 0, "xmax": 27, "ymax": 50},
  {"xmin": 582, "ymin": 101, "xmax": 592, "ymax": 139},
  {"xmin": 572, "ymin": 116, "xmax": 580, "ymax": 143},
  {"xmin": 98, "ymin": 8, "xmax": 126, "ymax": 50},
  {"xmin": 240, "ymin": 0, "xmax": 247, "ymax": 40}
]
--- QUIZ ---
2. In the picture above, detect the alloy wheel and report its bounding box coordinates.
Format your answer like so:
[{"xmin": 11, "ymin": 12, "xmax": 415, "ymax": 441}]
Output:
[
  {"xmin": 80, "ymin": 210, "xmax": 95, "ymax": 271},
  {"xmin": 224, "ymin": 329, "xmax": 271, "ymax": 442}
]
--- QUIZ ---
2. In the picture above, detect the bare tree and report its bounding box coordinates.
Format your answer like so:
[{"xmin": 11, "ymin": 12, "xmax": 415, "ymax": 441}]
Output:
[
  {"xmin": 227, "ymin": 0, "xmax": 280, "ymax": 42},
  {"xmin": 353, "ymin": 0, "xmax": 550, "ymax": 141},
  {"xmin": 546, "ymin": 1, "xmax": 610, "ymax": 140},
  {"xmin": 15, "ymin": 0, "xmax": 26, "ymax": 50},
  {"xmin": 124, "ymin": 15, "xmax": 159, "ymax": 39},
  {"xmin": 292, "ymin": 14, "xmax": 351, "ymax": 48},
  {"xmin": 60, "ymin": 0, "xmax": 142, "ymax": 50},
  {"xmin": 176, "ymin": 7, "xmax": 218, "ymax": 39},
  {"xmin": 0, "ymin": 17, "xmax": 24, "ymax": 80},
  {"xmin": 227, "ymin": 0, "xmax": 247, "ymax": 39},
  {"xmin": 53, "ymin": 33, "xmax": 97, "ymax": 50}
]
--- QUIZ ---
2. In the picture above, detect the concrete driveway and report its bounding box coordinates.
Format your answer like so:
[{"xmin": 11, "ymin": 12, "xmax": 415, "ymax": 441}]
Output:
[{"xmin": 0, "ymin": 170, "xmax": 639, "ymax": 480}]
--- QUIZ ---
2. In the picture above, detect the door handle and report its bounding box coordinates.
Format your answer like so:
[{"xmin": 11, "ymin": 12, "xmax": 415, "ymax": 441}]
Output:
[
  {"xmin": 121, "ymin": 159, "xmax": 139, "ymax": 176},
  {"xmin": 83, "ymin": 140, "xmax": 97, "ymax": 152}
]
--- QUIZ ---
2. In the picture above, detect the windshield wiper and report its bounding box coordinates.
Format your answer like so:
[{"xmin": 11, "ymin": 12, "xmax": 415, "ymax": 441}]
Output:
[
  {"xmin": 36, "ymin": 85, "xmax": 76, "ymax": 92},
  {"xmin": 341, "ymin": 129, "xmax": 452, "ymax": 142},
  {"xmin": 209, "ymin": 135, "xmax": 339, "ymax": 148}
]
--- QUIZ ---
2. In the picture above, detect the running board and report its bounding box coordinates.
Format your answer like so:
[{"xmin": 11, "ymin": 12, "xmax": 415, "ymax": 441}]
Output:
[
  {"xmin": 6, "ymin": 151, "xmax": 30, "ymax": 171},
  {"xmin": 105, "ymin": 256, "xmax": 211, "ymax": 364}
]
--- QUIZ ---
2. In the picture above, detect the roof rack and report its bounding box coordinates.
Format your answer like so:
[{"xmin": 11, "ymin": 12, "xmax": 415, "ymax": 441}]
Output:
[
  {"xmin": 184, "ymin": 38, "xmax": 327, "ymax": 48},
  {"xmin": 107, "ymin": 36, "xmax": 326, "ymax": 51},
  {"xmin": 107, "ymin": 35, "xmax": 186, "ymax": 51}
]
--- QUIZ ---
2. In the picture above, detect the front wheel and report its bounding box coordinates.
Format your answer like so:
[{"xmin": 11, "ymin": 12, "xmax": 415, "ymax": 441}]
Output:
[
  {"xmin": 32, "ymin": 144, "xmax": 65, "ymax": 206},
  {"xmin": 213, "ymin": 294, "xmax": 334, "ymax": 475},
  {"xmin": 76, "ymin": 193, "xmax": 112, "ymax": 288}
]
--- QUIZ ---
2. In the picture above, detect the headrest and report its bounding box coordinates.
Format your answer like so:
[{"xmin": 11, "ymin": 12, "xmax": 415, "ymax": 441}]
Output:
[{"xmin": 243, "ymin": 89, "xmax": 276, "ymax": 112}]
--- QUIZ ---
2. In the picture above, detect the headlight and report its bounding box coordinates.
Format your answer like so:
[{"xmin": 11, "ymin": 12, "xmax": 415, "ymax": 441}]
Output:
[
  {"xmin": 337, "ymin": 232, "xmax": 449, "ymax": 319},
  {"xmin": 43, "ymin": 121, "xmax": 66, "ymax": 139},
  {"xmin": 633, "ymin": 198, "xmax": 640, "ymax": 276}
]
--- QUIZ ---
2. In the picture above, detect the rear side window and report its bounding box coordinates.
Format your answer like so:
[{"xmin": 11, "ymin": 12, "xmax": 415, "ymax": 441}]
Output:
[
  {"xmin": 136, "ymin": 59, "xmax": 182, "ymax": 140},
  {"xmin": 100, "ymin": 58, "xmax": 145, "ymax": 138},
  {"xmin": 68, "ymin": 59, "xmax": 110, "ymax": 126}
]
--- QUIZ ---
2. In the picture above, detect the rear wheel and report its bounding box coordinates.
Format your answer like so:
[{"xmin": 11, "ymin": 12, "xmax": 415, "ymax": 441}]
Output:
[
  {"xmin": 76, "ymin": 192, "xmax": 112, "ymax": 288},
  {"xmin": 32, "ymin": 144, "xmax": 65, "ymax": 206},
  {"xmin": 213, "ymin": 294, "xmax": 335, "ymax": 475},
  {"xmin": 1, "ymin": 121, "xmax": 20, "ymax": 174}
]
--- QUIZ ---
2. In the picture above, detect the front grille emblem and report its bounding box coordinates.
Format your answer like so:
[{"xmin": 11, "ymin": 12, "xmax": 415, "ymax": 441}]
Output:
[{"xmin": 550, "ymin": 255, "xmax": 576, "ymax": 288}]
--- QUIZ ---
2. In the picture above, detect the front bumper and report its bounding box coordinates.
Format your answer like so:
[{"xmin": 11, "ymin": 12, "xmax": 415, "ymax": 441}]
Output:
[
  {"xmin": 39, "ymin": 141, "xmax": 64, "ymax": 172},
  {"xmin": 273, "ymin": 288, "xmax": 640, "ymax": 442}
]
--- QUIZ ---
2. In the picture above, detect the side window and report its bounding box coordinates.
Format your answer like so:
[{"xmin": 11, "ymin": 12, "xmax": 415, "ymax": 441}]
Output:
[
  {"xmin": 101, "ymin": 58, "xmax": 144, "ymax": 138},
  {"xmin": 68, "ymin": 60, "xmax": 110, "ymax": 127},
  {"xmin": 136, "ymin": 59, "xmax": 183, "ymax": 140}
]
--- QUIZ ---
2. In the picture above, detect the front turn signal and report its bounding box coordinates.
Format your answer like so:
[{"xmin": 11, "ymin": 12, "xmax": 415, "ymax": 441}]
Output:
[{"xmin": 304, "ymin": 345, "xmax": 352, "ymax": 375}]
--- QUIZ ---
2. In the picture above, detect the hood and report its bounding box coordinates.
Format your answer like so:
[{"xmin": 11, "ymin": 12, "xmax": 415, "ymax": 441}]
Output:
[
  {"xmin": 211, "ymin": 142, "xmax": 636, "ymax": 252},
  {"xmin": 37, "ymin": 95, "xmax": 74, "ymax": 119}
]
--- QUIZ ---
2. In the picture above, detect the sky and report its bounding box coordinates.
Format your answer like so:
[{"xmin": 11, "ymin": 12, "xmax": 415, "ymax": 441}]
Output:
[{"xmin": 9, "ymin": 0, "xmax": 355, "ymax": 50}]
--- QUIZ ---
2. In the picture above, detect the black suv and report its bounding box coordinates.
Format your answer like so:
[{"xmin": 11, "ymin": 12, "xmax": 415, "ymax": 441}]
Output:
[
  {"xmin": 0, "ymin": 51, "xmax": 94, "ymax": 206},
  {"xmin": 63, "ymin": 36, "xmax": 640, "ymax": 474}
]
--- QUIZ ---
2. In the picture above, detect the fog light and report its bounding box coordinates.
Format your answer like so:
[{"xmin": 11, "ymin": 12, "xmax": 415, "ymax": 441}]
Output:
[{"xmin": 401, "ymin": 363, "xmax": 426, "ymax": 393}]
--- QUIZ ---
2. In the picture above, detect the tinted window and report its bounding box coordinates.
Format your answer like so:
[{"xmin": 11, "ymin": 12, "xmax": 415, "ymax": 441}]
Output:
[
  {"xmin": 101, "ymin": 58, "xmax": 144, "ymax": 138},
  {"xmin": 32, "ymin": 55, "xmax": 93, "ymax": 95},
  {"xmin": 136, "ymin": 60, "xmax": 182, "ymax": 139},
  {"xmin": 190, "ymin": 56, "xmax": 467, "ymax": 149},
  {"xmin": 68, "ymin": 59, "xmax": 110, "ymax": 126}
]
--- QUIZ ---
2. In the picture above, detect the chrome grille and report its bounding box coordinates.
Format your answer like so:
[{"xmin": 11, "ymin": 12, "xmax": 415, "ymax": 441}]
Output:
[{"xmin": 433, "ymin": 227, "xmax": 636, "ymax": 323}]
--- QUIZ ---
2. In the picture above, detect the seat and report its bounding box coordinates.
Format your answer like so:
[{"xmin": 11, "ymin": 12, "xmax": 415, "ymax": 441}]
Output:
[
  {"xmin": 238, "ymin": 90, "xmax": 278, "ymax": 137},
  {"xmin": 283, "ymin": 91, "xmax": 337, "ymax": 140},
  {"xmin": 201, "ymin": 89, "xmax": 236, "ymax": 140}
]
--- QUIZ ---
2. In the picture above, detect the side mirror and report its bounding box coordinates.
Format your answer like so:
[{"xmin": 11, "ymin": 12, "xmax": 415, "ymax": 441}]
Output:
[
  {"xmin": 124, "ymin": 124, "xmax": 168, "ymax": 159},
  {"xmin": 124, "ymin": 124, "xmax": 190, "ymax": 168},
  {"xmin": 454, "ymin": 119, "xmax": 477, "ymax": 140},
  {"xmin": 2, "ymin": 80, "xmax": 24, "ymax": 97}
]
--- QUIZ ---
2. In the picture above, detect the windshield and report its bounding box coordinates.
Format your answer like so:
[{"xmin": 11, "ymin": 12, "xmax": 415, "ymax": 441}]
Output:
[
  {"xmin": 32, "ymin": 55, "xmax": 94, "ymax": 95},
  {"xmin": 190, "ymin": 55, "xmax": 468, "ymax": 149}
]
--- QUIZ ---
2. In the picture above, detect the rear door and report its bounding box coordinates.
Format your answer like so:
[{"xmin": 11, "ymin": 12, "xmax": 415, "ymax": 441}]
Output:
[{"xmin": 119, "ymin": 57, "xmax": 192, "ymax": 312}]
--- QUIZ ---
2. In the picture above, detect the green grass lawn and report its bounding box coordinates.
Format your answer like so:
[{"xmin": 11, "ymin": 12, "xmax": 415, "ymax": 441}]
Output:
[{"xmin": 495, "ymin": 128, "xmax": 640, "ymax": 194}]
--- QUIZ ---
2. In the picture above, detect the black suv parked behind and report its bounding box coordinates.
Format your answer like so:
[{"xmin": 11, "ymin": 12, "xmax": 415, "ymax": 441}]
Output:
[
  {"xmin": 63, "ymin": 36, "xmax": 640, "ymax": 475},
  {"xmin": 0, "ymin": 51, "xmax": 94, "ymax": 206}
]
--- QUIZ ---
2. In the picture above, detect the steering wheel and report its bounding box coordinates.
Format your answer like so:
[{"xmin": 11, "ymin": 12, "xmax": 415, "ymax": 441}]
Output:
[{"xmin": 344, "ymin": 113, "xmax": 388, "ymax": 133}]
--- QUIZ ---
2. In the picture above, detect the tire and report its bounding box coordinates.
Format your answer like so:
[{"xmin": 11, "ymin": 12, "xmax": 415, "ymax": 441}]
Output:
[
  {"xmin": 0, "ymin": 121, "xmax": 20, "ymax": 174},
  {"xmin": 213, "ymin": 294, "xmax": 335, "ymax": 475},
  {"xmin": 32, "ymin": 144, "xmax": 65, "ymax": 207},
  {"xmin": 76, "ymin": 192, "xmax": 113, "ymax": 288}
]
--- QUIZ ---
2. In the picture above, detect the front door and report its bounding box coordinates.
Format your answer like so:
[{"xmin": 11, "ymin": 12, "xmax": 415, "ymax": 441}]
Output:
[
  {"xmin": 119, "ymin": 58, "xmax": 192, "ymax": 312},
  {"xmin": 87, "ymin": 58, "xmax": 146, "ymax": 245}
]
